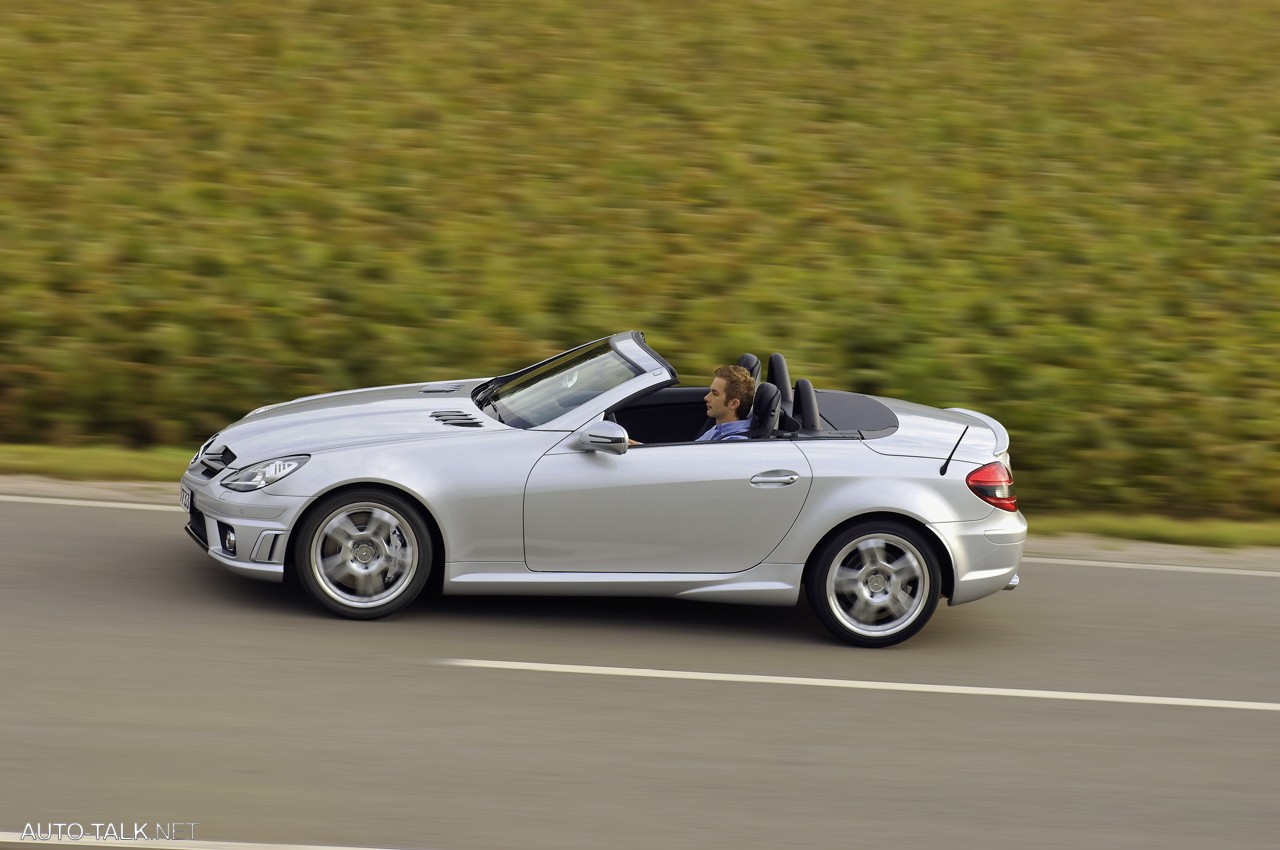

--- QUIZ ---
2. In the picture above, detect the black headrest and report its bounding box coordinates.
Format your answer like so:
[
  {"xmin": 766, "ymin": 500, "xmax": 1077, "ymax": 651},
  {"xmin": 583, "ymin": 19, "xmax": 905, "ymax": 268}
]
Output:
[
  {"xmin": 794, "ymin": 378, "xmax": 823, "ymax": 431},
  {"xmin": 767, "ymin": 353, "xmax": 793, "ymax": 408},
  {"xmin": 735, "ymin": 353, "xmax": 762, "ymax": 383},
  {"xmin": 746, "ymin": 382, "xmax": 781, "ymax": 438}
]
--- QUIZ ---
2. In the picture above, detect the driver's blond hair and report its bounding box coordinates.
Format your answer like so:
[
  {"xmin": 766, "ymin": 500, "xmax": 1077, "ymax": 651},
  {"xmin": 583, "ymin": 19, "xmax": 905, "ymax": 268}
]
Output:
[{"xmin": 715, "ymin": 365, "xmax": 756, "ymax": 420}]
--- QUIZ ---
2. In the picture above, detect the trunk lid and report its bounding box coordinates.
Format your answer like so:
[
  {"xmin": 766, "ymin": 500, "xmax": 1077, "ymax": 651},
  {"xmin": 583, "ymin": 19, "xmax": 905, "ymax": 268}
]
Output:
[{"xmin": 861, "ymin": 397, "xmax": 1010, "ymax": 466}]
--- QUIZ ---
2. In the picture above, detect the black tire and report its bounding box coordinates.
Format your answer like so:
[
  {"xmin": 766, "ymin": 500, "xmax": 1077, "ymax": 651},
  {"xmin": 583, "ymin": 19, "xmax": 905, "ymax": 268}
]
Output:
[
  {"xmin": 293, "ymin": 489, "xmax": 433, "ymax": 619},
  {"xmin": 806, "ymin": 521, "xmax": 941, "ymax": 647}
]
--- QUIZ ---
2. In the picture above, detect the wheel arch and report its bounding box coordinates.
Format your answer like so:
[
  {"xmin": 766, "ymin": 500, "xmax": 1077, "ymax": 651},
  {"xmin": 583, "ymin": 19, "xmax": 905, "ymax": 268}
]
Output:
[
  {"xmin": 284, "ymin": 481, "xmax": 446, "ymax": 587},
  {"xmin": 801, "ymin": 512, "xmax": 955, "ymax": 601}
]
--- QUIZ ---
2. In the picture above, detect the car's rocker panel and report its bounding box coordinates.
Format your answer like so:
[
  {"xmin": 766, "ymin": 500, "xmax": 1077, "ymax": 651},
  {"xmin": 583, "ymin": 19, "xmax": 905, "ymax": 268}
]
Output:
[{"xmin": 442, "ymin": 561, "xmax": 803, "ymax": 606}]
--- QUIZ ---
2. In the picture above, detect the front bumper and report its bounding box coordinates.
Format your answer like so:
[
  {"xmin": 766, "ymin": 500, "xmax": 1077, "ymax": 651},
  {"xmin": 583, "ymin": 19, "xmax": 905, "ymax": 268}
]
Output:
[
  {"xmin": 929, "ymin": 509, "xmax": 1027, "ymax": 605},
  {"xmin": 180, "ymin": 470, "xmax": 307, "ymax": 582}
]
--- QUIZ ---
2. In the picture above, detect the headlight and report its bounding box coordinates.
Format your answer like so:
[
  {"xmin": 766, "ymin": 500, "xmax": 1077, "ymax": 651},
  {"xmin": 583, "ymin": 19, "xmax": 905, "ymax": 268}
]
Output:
[{"xmin": 221, "ymin": 456, "xmax": 310, "ymax": 492}]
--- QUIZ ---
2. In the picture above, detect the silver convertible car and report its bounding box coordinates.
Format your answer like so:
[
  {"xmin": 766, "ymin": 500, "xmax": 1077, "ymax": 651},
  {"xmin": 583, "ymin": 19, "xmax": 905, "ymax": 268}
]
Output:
[{"xmin": 181, "ymin": 331, "xmax": 1024, "ymax": 647}]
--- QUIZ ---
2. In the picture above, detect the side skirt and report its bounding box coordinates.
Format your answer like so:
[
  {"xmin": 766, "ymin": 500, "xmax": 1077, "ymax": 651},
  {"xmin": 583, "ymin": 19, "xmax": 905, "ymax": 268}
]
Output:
[{"xmin": 442, "ymin": 562, "xmax": 803, "ymax": 606}]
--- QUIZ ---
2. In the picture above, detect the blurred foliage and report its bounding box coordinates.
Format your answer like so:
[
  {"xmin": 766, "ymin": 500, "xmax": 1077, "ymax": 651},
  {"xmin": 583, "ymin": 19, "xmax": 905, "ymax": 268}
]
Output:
[
  {"xmin": 1, "ymin": 0, "xmax": 1278, "ymax": 516},
  {"xmin": 1030, "ymin": 513, "xmax": 1280, "ymax": 549},
  {"xmin": 0, "ymin": 444, "xmax": 192, "ymax": 482}
]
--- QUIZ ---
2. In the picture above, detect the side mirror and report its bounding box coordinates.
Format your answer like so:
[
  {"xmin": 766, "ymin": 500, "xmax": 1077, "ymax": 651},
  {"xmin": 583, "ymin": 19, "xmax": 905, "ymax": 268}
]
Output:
[{"xmin": 575, "ymin": 420, "xmax": 628, "ymax": 455}]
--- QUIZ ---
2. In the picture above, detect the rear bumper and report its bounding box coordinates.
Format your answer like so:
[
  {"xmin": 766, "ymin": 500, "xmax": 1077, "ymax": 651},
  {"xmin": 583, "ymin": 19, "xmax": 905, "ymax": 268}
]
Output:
[{"xmin": 929, "ymin": 509, "xmax": 1027, "ymax": 605}]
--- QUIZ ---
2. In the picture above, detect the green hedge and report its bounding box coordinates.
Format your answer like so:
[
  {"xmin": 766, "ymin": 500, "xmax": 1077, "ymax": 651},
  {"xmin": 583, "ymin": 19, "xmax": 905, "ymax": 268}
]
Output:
[{"xmin": 2, "ymin": 0, "xmax": 1278, "ymax": 516}]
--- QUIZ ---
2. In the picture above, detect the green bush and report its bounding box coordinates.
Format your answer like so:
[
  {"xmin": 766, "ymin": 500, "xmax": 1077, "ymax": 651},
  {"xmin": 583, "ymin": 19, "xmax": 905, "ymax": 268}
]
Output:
[{"xmin": 1, "ymin": 0, "xmax": 1278, "ymax": 516}]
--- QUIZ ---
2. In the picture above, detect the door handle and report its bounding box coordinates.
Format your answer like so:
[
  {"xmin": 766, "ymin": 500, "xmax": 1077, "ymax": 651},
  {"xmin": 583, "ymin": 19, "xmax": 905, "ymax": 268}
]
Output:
[{"xmin": 750, "ymin": 471, "xmax": 800, "ymax": 487}]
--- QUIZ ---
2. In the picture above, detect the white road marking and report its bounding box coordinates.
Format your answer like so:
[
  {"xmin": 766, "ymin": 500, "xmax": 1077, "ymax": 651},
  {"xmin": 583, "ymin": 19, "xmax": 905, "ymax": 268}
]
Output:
[
  {"xmin": 0, "ymin": 494, "xmax": 182, "ymax": 512},
  {"xmin": 439, "ymin": 658, "xmax": 1280, "ymax": 713},
  {"xmin": 0, "ymin": 837, "xmax": 426, "ymax": 850},
  {"xmin": 1023, "ymin": 555, "xmax": 1280, "ymax": 578}
]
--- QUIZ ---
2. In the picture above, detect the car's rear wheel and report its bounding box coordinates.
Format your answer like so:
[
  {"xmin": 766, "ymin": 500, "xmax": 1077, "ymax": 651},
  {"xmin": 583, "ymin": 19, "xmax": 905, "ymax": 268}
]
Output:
[
  {"xmin": 807, "ymin": 521, "xmax": 940, "ymax": 647},
  {"xmin": 294, "ymin": 489, "xmax": 432, "ymax": 619}
]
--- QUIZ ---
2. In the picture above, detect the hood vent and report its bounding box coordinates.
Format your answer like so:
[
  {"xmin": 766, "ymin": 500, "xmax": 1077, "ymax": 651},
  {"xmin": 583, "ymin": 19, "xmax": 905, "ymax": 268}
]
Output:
[
  {"xmin": 419, "ymin": 383, "xmax": 464, "ymax": 394},
  {"xmin": 431, "ymin": 410, "xmax": 483, "ymax": 428}
]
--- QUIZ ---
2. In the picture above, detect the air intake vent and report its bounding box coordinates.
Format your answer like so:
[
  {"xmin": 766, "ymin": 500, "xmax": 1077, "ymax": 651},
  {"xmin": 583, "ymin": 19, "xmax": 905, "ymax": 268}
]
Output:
[
  {"xmin": 431, "ymin": 410, "xmax": 483, "ymax": 428},
  {"xmin": 200, "ymin": 445, "xmax": 238, "ymax": 477},
  {"xmin": 419, "ymin": 383, "xmax": 464, "ymax": 394}
]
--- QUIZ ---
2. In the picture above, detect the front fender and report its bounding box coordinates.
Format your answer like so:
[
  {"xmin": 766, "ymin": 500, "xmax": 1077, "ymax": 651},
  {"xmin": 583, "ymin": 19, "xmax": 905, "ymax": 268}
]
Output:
[{"xmin": 264, "ymin": 430, "xmax": 564, "ymax": 563}]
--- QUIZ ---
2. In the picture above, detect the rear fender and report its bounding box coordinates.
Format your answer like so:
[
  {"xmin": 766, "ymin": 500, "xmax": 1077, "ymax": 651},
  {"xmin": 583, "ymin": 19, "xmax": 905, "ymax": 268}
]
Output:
[{"xmin": 769, "ymin": 443, "xmax": 989, "ymax": 565}]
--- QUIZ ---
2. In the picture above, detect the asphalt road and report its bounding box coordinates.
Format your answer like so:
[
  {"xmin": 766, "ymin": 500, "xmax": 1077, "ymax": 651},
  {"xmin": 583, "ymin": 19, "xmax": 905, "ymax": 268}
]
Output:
[{"xmin": 2, "ymin": 494, "xmax": 1278, "ymax": 850}]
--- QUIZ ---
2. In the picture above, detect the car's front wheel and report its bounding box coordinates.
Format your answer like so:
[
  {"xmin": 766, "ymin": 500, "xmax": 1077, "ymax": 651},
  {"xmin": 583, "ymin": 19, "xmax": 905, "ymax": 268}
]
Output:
[
  {"xmin": 294, "ymin": 489, "xmax": 433, "ymax": 619},
  {"xmin": 806, "ymin": 521, "xmax": 941, "ymax": 647}
]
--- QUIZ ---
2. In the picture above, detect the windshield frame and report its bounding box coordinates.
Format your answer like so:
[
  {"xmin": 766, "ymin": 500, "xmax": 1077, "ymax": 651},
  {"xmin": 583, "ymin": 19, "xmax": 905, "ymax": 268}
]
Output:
[{"xmin": 474, "ymin": 332, "xmax": 673, "ymax": 430}]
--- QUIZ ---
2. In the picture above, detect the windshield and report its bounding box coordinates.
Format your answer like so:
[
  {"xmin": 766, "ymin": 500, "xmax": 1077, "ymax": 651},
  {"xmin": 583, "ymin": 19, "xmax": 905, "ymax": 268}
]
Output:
[{"xmin": 479, "ymin": 340, "xmax": 643, "ymax": 428}]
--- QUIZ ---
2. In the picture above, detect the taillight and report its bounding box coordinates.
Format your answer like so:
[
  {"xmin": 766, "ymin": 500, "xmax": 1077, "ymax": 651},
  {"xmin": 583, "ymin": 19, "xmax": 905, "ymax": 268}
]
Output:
[{"xmin": 967, "ymin": 462, "xmax": 1017, "ymax": 511}]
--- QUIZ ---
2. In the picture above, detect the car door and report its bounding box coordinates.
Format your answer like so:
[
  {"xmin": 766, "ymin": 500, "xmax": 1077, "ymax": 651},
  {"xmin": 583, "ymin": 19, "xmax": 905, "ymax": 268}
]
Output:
[{"xmin": 524, "ymin": 439, "xmax": 812, "ymax": 573}]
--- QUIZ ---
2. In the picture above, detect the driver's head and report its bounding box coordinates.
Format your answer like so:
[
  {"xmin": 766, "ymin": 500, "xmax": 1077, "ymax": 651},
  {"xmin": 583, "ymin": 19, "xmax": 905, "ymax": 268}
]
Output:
[{"xmin": 706, "ymin": 364, "xmax": 756, "ymax": 422}]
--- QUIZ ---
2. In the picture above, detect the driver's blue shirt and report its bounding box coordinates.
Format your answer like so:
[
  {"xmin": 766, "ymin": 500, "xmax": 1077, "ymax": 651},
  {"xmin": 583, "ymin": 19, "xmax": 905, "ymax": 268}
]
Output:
[{"xmin": 697, "ymin": 419, "xmax": 751, "ymax": 442}]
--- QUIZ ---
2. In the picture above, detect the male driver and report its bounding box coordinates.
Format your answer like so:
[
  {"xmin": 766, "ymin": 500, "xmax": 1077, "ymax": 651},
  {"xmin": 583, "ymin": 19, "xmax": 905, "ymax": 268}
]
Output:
[{"xmin": 696, "ymin": 364, "xmax": 756, "ymax": 441}]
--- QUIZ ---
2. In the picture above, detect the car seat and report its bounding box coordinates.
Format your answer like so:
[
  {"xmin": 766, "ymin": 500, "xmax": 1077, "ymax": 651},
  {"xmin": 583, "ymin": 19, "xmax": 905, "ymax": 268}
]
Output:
[
  {"xmin": 744, "ymin": 382, "xmax": 781, "ymax": 439},
  {"xmin": 767, "ymin": 353, "xmax": 794, "ymax": 415}
]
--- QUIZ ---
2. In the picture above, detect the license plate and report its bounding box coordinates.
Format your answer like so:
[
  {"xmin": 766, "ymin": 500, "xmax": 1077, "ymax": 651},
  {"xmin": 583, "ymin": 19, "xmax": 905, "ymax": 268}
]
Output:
[{"xmin": 179, "ymin": 486, "xmax": 192, "ymax": 513}]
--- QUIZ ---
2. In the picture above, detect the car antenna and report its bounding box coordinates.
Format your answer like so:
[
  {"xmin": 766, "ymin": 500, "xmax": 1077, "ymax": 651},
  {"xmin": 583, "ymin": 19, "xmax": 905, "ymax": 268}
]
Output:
[{"xmin": 939, "ymin": 426, "xmax": 969, "ymax": 476}]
